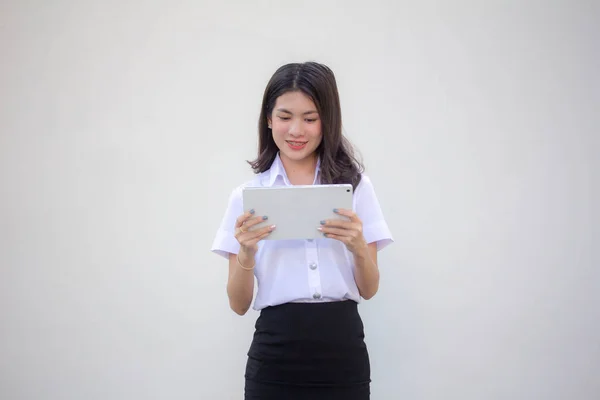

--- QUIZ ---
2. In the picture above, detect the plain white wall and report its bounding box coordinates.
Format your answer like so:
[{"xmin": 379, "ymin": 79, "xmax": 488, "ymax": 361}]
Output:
[{"xmin": 1, "ymin": 1, "xmax": 598, "ymax": 399}]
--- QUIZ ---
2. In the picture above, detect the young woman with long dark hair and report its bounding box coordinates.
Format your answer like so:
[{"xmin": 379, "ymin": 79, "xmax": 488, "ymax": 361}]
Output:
[{"xmin": 211, "ymin": 61, "xmax": 393, "ymax": 400}]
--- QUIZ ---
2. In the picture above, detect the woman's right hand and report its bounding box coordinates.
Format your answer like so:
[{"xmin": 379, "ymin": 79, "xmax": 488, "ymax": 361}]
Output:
[{"xmin": 234, "ymin": 210, "xmax": 275, "ymax": 255}]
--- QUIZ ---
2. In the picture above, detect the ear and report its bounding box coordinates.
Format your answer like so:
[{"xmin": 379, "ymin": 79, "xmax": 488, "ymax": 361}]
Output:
[{"xmin": 267, "ymin": 117, "xmax": 272, "ymax": 129}]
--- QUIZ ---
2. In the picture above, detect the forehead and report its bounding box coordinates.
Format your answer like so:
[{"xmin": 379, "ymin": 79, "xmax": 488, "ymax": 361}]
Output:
[{"xmin": 274, "ymin": 91, "xmax": 317, "ymax": 112}]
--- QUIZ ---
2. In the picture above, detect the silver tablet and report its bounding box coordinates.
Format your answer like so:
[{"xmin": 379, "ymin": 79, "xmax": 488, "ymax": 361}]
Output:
[{"xmin": 242, "ymin": 184, "xmax": 354, "ymax": 240}]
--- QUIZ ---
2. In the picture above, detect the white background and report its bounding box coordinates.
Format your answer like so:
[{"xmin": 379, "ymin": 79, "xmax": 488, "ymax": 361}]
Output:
[{"xmin": 1, "ymin": 1, "xmax": 598, "ymax": 399}]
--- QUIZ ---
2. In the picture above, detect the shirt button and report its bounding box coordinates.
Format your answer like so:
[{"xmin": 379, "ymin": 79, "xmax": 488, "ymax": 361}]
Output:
[
  {"xmin": 309, "ymin": 262, "xmax": 317, "ymax": 270},
  {"xmin": 313, "ymin": 293, "xmax": 321, "ymax": 299}
]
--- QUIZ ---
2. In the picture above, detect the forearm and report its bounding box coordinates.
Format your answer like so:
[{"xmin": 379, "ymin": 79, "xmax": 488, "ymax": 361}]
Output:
[
  {"xmin": 353, "ymin": 245, "xmax": 379, "ymax": 300},
  {"xmin": 227, "ymin": 250, "xmax": 255, "ymax": 315}
]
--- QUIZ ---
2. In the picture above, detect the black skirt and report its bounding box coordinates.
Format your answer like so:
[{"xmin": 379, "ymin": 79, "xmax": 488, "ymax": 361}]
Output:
[{"xmin": 244, "ymin": 300, "xmax": 371, "ymax": 400}]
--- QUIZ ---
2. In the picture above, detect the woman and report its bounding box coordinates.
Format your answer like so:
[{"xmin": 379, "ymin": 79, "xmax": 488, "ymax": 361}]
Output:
[{"xmin": 211, "ymin": 61, "xmax": 393, "ymax": 400}]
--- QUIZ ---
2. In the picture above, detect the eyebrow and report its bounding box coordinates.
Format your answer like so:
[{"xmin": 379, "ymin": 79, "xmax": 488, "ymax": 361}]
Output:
[{"xmin": 276, "ymin": 108, "xmax": 318, "ymax": 115}]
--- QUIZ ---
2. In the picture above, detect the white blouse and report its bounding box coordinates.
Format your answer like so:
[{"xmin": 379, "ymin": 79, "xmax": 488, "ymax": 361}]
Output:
[{"xmin": 211, "ymin": 153, "xmax": 393, "ymax": 311}]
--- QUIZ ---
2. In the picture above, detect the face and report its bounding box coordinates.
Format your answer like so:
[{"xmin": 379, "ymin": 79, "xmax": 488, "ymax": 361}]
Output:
[{"xmin": 268, "ymin": 91, "xmax": 323, "ymax": 164}]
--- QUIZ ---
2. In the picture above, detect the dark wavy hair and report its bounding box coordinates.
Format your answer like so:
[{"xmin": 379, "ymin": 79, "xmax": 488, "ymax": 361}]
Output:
[{"xmin": 248, "ymin": 62, "xmax": 363, "ymax": 189}]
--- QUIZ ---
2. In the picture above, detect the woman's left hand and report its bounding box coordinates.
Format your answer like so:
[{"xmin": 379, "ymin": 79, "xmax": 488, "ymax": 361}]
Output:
[{"xmin": 318, "ymin": 209, "xmax": 368, "ymax": 255}]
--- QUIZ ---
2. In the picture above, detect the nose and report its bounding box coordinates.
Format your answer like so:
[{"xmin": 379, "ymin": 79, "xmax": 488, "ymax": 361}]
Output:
[{"xmin": 288, "ymin": 120, "xmax": 303, "ymax": 137}]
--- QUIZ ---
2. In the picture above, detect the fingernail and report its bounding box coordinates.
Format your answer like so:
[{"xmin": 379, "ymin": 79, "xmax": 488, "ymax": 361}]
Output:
[
  {"xmin": 270, "ymin": 225, "xmax": 276, "ymax": 230},
  {"xmin": 317, "ymin": 227, "xmax": 323, "ymax": 231},
  {"xmin": 320, "ymin": 220, "xmax": 326, "ymax": 225},
  {"xmin": 333, "ymin": 208, "xmax": 339, "ymax": 213},
  {"xmin": 323, "ymin": 233, "xmax": 328, "ymax": 237},
  {"xmin": 262, "ymin": 216, "xmax": 268, "ymax": 220},
  {"xmin": 249, "ymin": 209, "xmax": 255, "ymax": 214}
]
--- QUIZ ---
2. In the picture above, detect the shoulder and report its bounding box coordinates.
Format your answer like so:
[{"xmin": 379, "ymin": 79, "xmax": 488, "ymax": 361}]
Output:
[
  {"xmin": 352, "ymin": 173, "xmax": 383, "ymax": 213},
  {"xmin": 358, "ymin": 173, "xmax": 373, "ymax": 186},
  {"xmin": 228, "ymin": 172, "xmax": 267, "ymax": 197},
  {"xmin": 355, "ymin": 173, "xmax": 376, "ymax": 195}
]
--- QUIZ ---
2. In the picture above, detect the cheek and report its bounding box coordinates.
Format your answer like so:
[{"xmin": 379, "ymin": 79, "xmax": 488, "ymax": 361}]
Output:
[
  {"xmin": 309, "ymin": 122, "xmax": 323, "ymax": 139},
  {"xmin": 271, "ymin": 124, "xmax": 287, "ymax": 139}
]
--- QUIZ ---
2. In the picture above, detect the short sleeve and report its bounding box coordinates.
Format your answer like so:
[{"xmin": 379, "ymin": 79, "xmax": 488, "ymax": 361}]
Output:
[
  {"xmin": 353, "ymin": 175, "xmax": 394, "ymax": 251},
  {"xmin": 211, "ymin": 186, "xmax": 244, "ymax": 259}
]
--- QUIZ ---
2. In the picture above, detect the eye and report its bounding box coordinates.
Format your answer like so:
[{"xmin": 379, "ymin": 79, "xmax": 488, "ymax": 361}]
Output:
[
  {"xmin": 278, "ymin": 116, "xmax": 291, "ymax": 121},
  {"xmin": 305, "ymin": 118, "xmax": 317, "ymax": 123}
]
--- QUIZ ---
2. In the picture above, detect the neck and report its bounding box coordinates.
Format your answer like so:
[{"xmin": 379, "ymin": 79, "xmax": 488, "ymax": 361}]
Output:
[{"xmin": 280, "ymin": 153, "xmax": 318, "ymax": 185}]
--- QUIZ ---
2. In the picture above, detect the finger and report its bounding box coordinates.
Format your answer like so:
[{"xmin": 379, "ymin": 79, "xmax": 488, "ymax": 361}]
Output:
[
  {"xmin": 239, "ymin": 223, "xmax": 274, "ymax": 240},
  {"xmin": 254, "ymin": 228, "xmax": 275, "ymax": 241},
  {"xmin": 318, "ymin": 226, "xmax": 352, "ymax": 237},
  {"xmin": 333, "ymin": 208, "xmax": 361, "ymax": 223},
  {"xmin": 261, "ymin": 224, "xmax": 276, "ymax": 234},
  {"xmin": 235, "ymin": 209, "xmax": 256, "ymax": 227},
  {"xmin": 248, "ymin": 224, "xmax": 275, "ymax": 237},
  {"xmin": 244, "ymin": 215, "xmax": 270, "ymax": 229},
  {"xmin": 321, "ymin": 233, "xmax": 349, "ymax": 243},
  {"xmin": 243, "ymin": 225, "xmax": 275, "ymax": 245},
  {"xmin": 321, "ymin": 219, "xmax": 354, "ymax": 229}
]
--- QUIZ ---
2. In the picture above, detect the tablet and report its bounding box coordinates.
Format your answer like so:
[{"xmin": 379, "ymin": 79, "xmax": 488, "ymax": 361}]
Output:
[{"xmin": 242, "ymin": 184, "xmax": 354, "ymax": 240}]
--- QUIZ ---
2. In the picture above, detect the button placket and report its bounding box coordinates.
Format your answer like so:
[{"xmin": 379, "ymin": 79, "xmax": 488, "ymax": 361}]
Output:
[{"xmin": 305, "ymin": 239, "xmax": 322, "ymax": 300}]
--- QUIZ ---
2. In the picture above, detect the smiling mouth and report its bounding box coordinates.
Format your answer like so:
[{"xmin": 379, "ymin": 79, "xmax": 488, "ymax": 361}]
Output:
[{"xmin": 286, "ymin": 140, "xmax": 308, "ymax": 150}]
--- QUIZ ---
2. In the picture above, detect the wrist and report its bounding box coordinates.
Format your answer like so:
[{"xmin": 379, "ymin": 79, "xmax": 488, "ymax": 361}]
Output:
[
  {"xmin": 238, "ymin": 247, "xmax": 256, "ymax": 266},
  {"xmin": 352, "ymin": 239, "xmax": 370, "ymax": 260},
  {"xmin": 236, "ymin": 254, "xmax": 255, "ymax": 271}
]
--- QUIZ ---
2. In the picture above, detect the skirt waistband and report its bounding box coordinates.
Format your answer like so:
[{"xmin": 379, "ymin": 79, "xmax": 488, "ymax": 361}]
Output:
[{"xmin": 254, "ymin": 300, "xmax": 362, "ymax": 340}]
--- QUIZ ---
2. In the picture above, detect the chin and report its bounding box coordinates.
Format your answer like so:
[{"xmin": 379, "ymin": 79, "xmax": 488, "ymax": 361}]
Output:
[{"xmin": 282, "ymin": 148, "xmax": 315, "ymax": 161}]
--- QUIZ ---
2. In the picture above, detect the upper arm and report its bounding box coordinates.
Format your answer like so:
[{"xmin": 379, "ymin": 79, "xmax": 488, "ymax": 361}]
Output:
[
  {"xmin": 354, "ymin": 175, "xmax": 394, "ymax": 252},
  {"xmin": 211, "ymin": 187, "xmax": 244, "ymax": 259}
]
